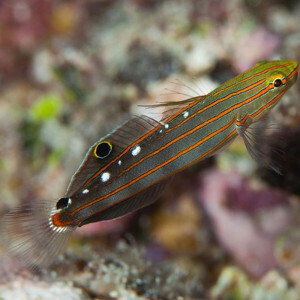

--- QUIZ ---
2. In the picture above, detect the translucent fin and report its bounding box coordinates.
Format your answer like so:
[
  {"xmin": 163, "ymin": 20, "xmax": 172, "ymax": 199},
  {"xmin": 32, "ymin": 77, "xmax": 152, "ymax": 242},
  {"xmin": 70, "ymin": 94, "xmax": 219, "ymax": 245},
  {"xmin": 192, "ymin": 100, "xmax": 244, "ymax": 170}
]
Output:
[
  {"xmin": 1, "ymin": 200, "xmax": 76, "ymax": 268},
  {"xmin": 163, "ymin": 76, "xmax": 214, "ymax": 99},
  {"xmin": 66, "ymin": 115, "xmax": 162, "ymax": 196},
  {"xmin": 140, "ymin": 95, "xmax": 207, "ymax": 123},
  {"xmin": 140, "ymin": 95, "xmax": 206, "ymax": 108},
  {"xmin": 237, "ymin": 115, "xmax": 282, "ymax": 174},
  {"xmin": 79, "ymin": 177, "xmax": 172, "ymax": 226}
]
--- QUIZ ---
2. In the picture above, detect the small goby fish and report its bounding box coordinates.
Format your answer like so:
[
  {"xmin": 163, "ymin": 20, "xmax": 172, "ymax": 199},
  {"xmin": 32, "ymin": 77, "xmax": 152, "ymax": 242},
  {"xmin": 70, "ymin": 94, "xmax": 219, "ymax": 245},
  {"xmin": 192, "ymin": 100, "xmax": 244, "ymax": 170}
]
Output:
[{"xmin": 2, "ymin": 60, "xmax": 298, "ymax": 267}]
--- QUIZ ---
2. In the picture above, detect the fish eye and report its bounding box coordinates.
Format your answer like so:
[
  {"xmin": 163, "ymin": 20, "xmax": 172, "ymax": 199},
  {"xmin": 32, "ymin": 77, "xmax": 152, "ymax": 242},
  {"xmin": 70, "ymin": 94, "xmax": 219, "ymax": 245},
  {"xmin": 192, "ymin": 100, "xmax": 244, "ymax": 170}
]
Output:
[
  {"xmin": 268, "ymin": 72, "xmax": 285, "ymax": 89},
  {"xmin": 56, "ymin": 197, "xmax": 72, "ymax": 210},
  {"xmin": 273, "ymin": 78, "xmax": 283, "ymax": 88},
  {"xmin": 94, "ymin": 141, "xmax": 112, "ymax": 159}
]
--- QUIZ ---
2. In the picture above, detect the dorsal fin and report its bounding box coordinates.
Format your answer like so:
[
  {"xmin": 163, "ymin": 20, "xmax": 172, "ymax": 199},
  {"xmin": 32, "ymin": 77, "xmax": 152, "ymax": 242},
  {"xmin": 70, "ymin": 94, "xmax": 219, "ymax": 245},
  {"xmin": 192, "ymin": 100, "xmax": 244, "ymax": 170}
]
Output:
[
  {"xmin": 66, "ymin": 115, "xmax": 161, "ymax": 196},
  {"xmin": 140, "ymin": 95, "xmax": 206, "ymax": 108},
  {"xmin": 140, "ymin": 95, "xmax": 207, "ymax": 122}
]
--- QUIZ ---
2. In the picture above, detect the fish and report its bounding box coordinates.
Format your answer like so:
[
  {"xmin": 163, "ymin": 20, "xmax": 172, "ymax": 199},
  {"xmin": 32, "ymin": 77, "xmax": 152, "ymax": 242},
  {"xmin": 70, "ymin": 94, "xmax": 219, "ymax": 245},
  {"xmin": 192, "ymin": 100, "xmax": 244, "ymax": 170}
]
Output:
[{"xmin": 1, "ymin": 60, "xmax": 298, "ymax": 268}]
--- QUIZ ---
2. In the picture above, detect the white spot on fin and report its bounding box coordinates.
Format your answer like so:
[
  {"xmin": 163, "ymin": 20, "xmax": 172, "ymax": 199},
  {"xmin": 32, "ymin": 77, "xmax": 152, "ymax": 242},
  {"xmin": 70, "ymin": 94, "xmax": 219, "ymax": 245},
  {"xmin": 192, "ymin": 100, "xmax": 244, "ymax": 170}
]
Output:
[
  {"xmin": 132, "ymin": 145, "xmax": 141, "ymax": 156},
  {"xmin": 101, "ymin": 172, "xmax": 111, "ymax": 182},
  {"xmin": 183, "ymin": 111, "xmax": 189, "ymax": 118},
  {"xmin": 82, "ymin": 189, "xmax": 89, "ymax": 194},
  {"xmin": 118, "ymin": 160, "xmax": 122, "ymax": 166},
  {"xmin": 164, "ymin": 124, "xmax": 169, "ymax": 129}
]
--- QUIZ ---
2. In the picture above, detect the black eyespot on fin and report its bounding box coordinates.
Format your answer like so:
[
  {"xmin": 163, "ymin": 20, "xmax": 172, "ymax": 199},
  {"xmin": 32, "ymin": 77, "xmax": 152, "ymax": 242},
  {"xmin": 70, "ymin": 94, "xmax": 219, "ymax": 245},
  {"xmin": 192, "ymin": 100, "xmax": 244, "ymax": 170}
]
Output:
[
  {"xmin": 56, "ymin": 198, "xmax": 70, "ymax": 210},
  {"xmin": 94, "ymin": 141, "xmax": 112, "ymax": 159}
]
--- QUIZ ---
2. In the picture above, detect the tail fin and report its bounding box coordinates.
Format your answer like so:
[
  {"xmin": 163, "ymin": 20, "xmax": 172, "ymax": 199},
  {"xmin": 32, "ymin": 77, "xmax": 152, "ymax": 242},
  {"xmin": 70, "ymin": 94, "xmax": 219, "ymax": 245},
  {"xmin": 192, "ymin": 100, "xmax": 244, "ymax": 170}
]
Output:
[{"xmin": 1, "ymin": 200, "xmax": 76, "ymax": 269}]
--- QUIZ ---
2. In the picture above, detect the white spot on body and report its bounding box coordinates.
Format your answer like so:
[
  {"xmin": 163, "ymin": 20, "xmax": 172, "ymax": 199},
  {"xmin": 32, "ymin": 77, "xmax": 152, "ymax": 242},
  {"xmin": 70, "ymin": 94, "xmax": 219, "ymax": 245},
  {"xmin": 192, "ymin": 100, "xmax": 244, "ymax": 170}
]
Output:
[
  {"xmin": 101, "ymin": 172, "xmax": 111, "ymax": 182},
  {"xmin": 131, "ymin": 145, "xmax": 141, "ymax": 156},
  {"xmin": 118, "ymin": 160, "xmax": 122, "ymax": 166},
  {"xmin": 164, "ymin": 123, "xmax": 169, "ymax": 129},
  {"xmin": 82, "ymin": 189, "xmax": 89, "ymax": 194},
  {"xmin": 159, "ymin": 129, "xmax": 163, "ymax": 133},
  {"xmin": 183, "ymin": 111, "xmax": 189, "ymax": 118}
]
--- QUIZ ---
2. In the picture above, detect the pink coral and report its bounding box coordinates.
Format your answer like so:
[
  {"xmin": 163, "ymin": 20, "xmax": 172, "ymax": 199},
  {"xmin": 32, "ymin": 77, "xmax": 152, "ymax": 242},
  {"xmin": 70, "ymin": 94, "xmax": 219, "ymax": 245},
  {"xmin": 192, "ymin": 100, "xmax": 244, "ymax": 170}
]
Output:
[{"xmin": 196, "ymin": 169, "xmax": 290, "ymax": 278}]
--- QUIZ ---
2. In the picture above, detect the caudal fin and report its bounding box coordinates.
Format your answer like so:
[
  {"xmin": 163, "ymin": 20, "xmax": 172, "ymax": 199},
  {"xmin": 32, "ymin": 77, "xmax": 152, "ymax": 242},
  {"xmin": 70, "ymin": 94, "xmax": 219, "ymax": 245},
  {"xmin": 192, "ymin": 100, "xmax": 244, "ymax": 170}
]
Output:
[{"xmin": 1, "ymin": 200, "xmax": 76, "ymax": 268}]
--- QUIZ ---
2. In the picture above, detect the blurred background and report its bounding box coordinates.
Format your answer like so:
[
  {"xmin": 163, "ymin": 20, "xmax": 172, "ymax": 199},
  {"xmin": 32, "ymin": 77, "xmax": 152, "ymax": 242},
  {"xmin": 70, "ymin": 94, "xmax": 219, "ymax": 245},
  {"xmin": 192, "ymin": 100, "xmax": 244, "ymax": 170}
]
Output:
[{"xmin": 0, "ymin": 0, "xmax": 300, "ymax": 299}]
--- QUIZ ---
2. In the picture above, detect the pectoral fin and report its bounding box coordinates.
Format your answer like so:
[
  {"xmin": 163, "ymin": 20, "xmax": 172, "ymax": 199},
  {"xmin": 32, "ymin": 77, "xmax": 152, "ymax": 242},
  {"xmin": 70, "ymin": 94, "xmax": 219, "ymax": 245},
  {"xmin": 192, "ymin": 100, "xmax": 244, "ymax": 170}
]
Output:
[{"xmin": 236, "ymin": 114, "xmax": 282, "ymax": 174}]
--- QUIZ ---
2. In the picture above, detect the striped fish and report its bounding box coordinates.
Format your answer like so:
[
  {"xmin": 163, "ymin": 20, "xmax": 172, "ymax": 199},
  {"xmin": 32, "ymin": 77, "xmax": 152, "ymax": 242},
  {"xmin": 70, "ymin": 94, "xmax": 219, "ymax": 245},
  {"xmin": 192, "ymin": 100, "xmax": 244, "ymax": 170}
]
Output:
[{"xmin": 2, "ymin": 60, "xmax": 298, "ymax": 267}]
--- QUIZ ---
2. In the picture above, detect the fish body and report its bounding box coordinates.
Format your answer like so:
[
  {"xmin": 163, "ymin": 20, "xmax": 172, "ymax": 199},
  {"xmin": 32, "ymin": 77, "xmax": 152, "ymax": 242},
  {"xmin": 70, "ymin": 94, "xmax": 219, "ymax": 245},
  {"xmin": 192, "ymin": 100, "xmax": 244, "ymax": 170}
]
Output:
[{"xmin": 2, "ymin": 60, "xmax": 298, "ymax": 267}]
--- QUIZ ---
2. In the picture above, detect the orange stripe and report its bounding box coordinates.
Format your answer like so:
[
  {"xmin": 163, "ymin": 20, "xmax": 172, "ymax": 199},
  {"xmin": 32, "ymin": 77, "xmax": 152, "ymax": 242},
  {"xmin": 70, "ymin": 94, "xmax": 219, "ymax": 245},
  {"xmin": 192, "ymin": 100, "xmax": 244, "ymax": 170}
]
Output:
[
  {"xmin": 251, "ymin": 88, "xmax": 287, "ymax": 119},
  {"xmin": 71, "ymin": 122, "xmax": 161, "ymax": 194},
  {"xmin": 236, "ymin": 114, "xmax": 249, "ymax": 127},
  {"xmin": 71, "ymin": 63, "xmax": 291, "ymax": 195},
  {"xmin": 70, "ymin": 118, "xmax": 236, "ymax": 216},
  {"xmin": 71, "ymin": 128, "xmax": 238, "ymax": 222},
  {"xmin": 165, "ymin": 77, "xmax": 266, "ymax": 133},
  {"xmin": 71, "ymin": 98, "xmax": 206, "ymax": 194},
  {"xmin": 212, "ymin": 63, "xmax": 290, "ymax": 97},
  {"xmin": 71, "ymin": 85, "xmax": 273, "ymax": 215},
  {"xmin": 118, "ymin": 84, "xmax": 272, "ymax": 177},
  {"xmin": 52, "ymin": 212, "xmax": 72, "ymax": 226},
  {"xmin": 62, "ymin": 62, "xmax": 298, "ymax": 225},
  {"xmin": 250, "ymin": 67, "xmax": 298, "ymax": 120}
]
